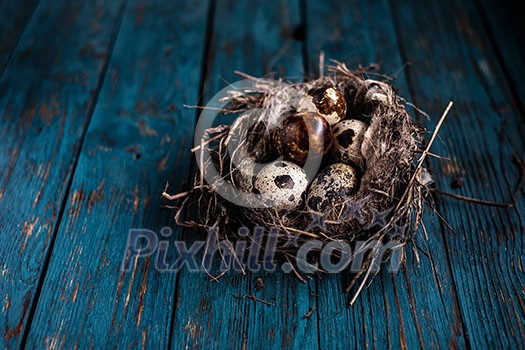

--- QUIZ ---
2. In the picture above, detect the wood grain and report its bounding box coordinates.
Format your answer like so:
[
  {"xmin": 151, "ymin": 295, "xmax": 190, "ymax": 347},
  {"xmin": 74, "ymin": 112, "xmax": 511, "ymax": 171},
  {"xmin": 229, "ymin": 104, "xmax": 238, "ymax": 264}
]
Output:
[
  {"xmin": 391, "ymin": 0, "xmax": 525, "ymax": 347},
  {"xmin": 0, "ymin": 0, "xmax": 40, "ymax": 74},
  {"xmin": 304, "ymin": 0, "xmax": 467, "ymax": 348},
  {"xmin": 0, "ymin": 0, "xmax": 523, "ymax": 348},
  {"xmin": 20, "ymin": 0, "xmax": 209, "ymax": 348},
  {"xmin": 169, "ymin": 1, "xmax": 320, "ymax": 349},
  {"xmin": 0, "ymin": 0, "xmax": 126, "ymax": 348},
  {"xmin": 478, "ymin": 0, "xmax": 525, "ymax": 108}
]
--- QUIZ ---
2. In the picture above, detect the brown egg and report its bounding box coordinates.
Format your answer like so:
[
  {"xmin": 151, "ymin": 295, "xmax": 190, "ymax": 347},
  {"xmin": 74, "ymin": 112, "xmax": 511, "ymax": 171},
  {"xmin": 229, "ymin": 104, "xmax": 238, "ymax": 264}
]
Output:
[
  {"xmin": 297, "ymin": 86, "xmax": 347, "ymax": 125},
  {"xmin": 272, "ymin": 112, "xmax": 333, "ymax": 165}
]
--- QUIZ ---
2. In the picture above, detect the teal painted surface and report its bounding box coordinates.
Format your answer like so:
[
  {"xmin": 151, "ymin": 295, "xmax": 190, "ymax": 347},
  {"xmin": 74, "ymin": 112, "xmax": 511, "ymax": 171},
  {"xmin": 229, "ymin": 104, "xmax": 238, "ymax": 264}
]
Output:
[
  {"xmin": 391, "ymin": 0, "xmax": 525, "ymax": 347},
  {"xmin": 0, "ymin": 0, "xmax": 40, "ymax": 73},
  {"xmin": 0, "ymin": 0, "xmax": 126, "ymax": 348},
  {"xmin": 20, "ymin": 0, "xmax": 209, "ymax": 348},
  {"xmin": 169, "ymin": 1, "xmax": 319, "ymax": 349},
  {"xmin": 0, "ymin": 0, "xmax": 523, "ymax": 348},
  {"xmin": 479, "ymin": 0, "xmax": 525, "ymax": 106},
  {"xmin": 304, "ymin": 1, "xmax": 466, "ymax": 348}
]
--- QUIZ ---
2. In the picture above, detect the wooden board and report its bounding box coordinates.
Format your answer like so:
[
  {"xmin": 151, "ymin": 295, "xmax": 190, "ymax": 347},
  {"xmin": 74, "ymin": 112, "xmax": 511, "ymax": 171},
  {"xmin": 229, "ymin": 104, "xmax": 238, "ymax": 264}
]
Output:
[
  {"xmin": 479, "ymin": 0, "xmax": 525, "ymax": 106},
  {"xmin": 20, "ymin": 0, "xmax": 209, "ymax": 348},
  {"xmin": 0, "ymin": 0, "xmax": 126, "ymax": 348},
  {"xmin": 391, "ymin": 0, "xmax": 525, "ymax": 347},
  {"xmin": 0, "ymin": 0, "xmax": 523, "ymax": 348},
  {"xmin": 169, "ymin": 1, "xmax": 320, "ymax": 349},
  {"xmin": 0, "ymin": 0, "xmax": 40, "ymax": 73},
  {"xmin": 304, "ymin": 0, "xmax": 466, "ymax": 348}
]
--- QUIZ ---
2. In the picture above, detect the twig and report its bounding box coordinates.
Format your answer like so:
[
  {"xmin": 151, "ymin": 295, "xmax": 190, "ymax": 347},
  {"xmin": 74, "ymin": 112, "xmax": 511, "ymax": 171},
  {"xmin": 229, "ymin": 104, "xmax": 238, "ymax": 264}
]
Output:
[
  {"xmin": 199, "ymin": 137, "xmax": 204, "ymax": 188},
  {"xmin": 162, "ymin": 190, "xmax": 191, "ymax": 201},
  {"xmin": 426, "ymin": 152, "xmax": 450, "ymax": 160},
  {"xmin": 433, "ymin": 207, "xmax": 456, "ymax": 234},
  {"xmin": 183, "ymin": 104, "xmax": 224, "ymax": 111},
  {"xmin": 285, "ymin": 255, "xmax": 307, "ymax": 283},
  {"xmin": 191, "ymin": 130, "xmax": 229, "ymax": 152},
  {"xmin": 282, "ymin": 226, "xmax": 319, "ymax": 239},
  {"xmin": 431, "ymin": 155, "xmax": 524, "ymax": 208},
  {"xmin": 349, "ymin": 240, "xmax": 384, "ymax": 305},
  {"xmin": 404, "ymin": 101, "xmax": 431, "ymax": 121},
  {"xmin": 234, "ymin": 294, "xmax": 273, "ymax": 306},
  {"xmin": 368, "ymin": 187, "xmax": 396, "ymax": 199},
  {"xmin": 209, "ymin": 270, "xmax": 227, "ymax": 282},
  {"xmin": 432, "ymin": 189, "xmax": 516, "ymax": 208},
  {"xmin": 234, "ymin": 70, "xmax": 260, "ymax": 81},
  {"xmin": 304, "ymin": 306, "xmax": 316, "ymax": 319},
  {"xmin": 395, "ymin": 101, "xmax": 453, "ymax": 213},
  {"xmin": 349, "ymin": 264, "xmax": 373, "ymax": 305}
]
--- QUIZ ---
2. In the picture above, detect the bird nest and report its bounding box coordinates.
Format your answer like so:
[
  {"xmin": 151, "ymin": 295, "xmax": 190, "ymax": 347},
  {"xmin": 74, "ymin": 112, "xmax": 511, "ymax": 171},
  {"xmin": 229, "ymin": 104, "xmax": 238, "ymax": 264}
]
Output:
[{"xmin": 164, "ymin": 61, "xmax": 442, "ymax": 299}]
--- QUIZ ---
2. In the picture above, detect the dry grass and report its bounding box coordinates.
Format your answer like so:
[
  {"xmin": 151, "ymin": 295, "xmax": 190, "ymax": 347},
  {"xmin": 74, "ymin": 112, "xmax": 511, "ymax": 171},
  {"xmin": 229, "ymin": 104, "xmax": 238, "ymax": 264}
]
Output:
[{"xmin": 163, "ymin": 61, "xmax": 451, "ymax": 301}]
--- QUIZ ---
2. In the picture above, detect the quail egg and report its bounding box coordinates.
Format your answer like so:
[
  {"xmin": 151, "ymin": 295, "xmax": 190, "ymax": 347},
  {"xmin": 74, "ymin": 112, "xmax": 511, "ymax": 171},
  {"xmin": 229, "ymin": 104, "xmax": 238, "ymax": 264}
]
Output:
[
  {"xmin": 306, "ymin": 163, "xmax": 359, "ymax": 213},
  {"xmin": 272, "ymin": 111, "xmax": 332, "ymax": 165},
  {"xmin": 297, "ymin": 86, "xmax": 347, "ymax": 125},
  {"xmin": 331, "ymin": 119, "xmax": 368, "ymax": 170},
  {"xmin": 231, "ymin": 157, "xmax": 258, "ymax": 193},
  {"xmin": 254, "ymin": 161, "xmax": 309, "ymax": 211}
]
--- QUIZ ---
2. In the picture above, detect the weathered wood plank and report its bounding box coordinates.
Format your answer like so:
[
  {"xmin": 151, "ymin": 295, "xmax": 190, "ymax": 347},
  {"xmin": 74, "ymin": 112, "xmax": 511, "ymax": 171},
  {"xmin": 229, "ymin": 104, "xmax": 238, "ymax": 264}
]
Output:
[
  {"xmin": 305, "ymin": 0, "xmax": 467, "ymax": 348},
  {"xmin": 21, "ymin": 0, "xmax": 209, "ymax": 348},
  {"xmin": 0, "ymin": 0, "xmax": 40, "ymax": 73},
  {"xmin": 4, "ymin": 0, "xmax": 521, "ymax": 348},
  {"xmin": 169, "ymin": 1, "xmax": 320, "ymax": 349},
  {"xmin": 0, "ymin": 0, "xmax": 126, "ymax": 348},
  {"xmin": 478, "ymin": 0, "xmax": 525, "ymax": 108},
  {"xmin": 392, "ymin": 0, "xmax": 525, "ymax": 347}
]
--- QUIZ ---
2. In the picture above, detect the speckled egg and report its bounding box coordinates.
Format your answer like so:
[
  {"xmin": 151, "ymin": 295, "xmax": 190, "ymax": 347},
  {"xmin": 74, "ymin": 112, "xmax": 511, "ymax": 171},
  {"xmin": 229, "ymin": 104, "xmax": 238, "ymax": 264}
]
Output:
[
  {"xmin": 331, "ymin": 119, "xmax": 368, "ymax": 170},
  {"xmin": 231, "ymin": 157, "xmax": 258, "ymax": 193},
  {"xmin": 254, "ymin": 161, "xmax": 309, "ymax": 211},
  {"xmin": 272, "ymin": 112, "xmax": 332, "ymax": 165},
  {"xmin": 306, "ymin": 163, "xmax": 359, "ymax": 213},
  {"xmin": 297, "ymin": 86, "xmax": 347, "ymax": 125}
]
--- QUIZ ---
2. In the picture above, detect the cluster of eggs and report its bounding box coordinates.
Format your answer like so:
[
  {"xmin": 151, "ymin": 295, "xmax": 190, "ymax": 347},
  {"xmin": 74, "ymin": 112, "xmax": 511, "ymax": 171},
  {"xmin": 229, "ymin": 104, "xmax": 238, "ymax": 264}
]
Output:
[{"xmin": 230, "ymin": 85, "xmax": 370, "ymax": 215}]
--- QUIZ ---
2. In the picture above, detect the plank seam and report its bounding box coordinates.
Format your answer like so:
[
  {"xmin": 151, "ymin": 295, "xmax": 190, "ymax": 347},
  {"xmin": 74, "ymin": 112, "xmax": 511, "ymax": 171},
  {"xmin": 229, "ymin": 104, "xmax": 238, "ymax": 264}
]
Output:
[
  {"xmin": 166, "ymin": 0, "xmax": 216, "ymax": 348},
  {"xmin": 299, "ymin": 0, "xmax": 309, "ymax": 81},
  {"xmin": 0, "ymin": 0, "xmax": 42, "ymax": 78},
  {"xmin": 476, "ymin": 1, "xmax": 525, "ymax": 122},
  {"xmin": 17, "ymin": 1, "xmax": 130, "ymax": 348},
  {"xmin": 386, "ymin": 0, "xmax": 472, "ymax": 348},
  {"xmin": 298, "ymin": 2, "xmax": 322, "ymax": 348}
]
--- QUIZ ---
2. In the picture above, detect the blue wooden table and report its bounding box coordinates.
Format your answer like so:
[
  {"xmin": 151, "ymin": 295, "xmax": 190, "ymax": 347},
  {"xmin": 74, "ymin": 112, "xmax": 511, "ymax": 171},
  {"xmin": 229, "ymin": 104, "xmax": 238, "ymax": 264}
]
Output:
[{"xmin": 1, "ymin": 0, "xmax": 524, "ymax": 348}]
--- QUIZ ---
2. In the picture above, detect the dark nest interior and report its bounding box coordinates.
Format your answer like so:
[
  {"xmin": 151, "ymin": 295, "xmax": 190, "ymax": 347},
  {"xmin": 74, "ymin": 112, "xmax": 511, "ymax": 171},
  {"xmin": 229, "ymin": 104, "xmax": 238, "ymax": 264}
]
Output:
[{"xmin": 163, "ymin": 61, "xmax": 444, "ymax": 301}]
